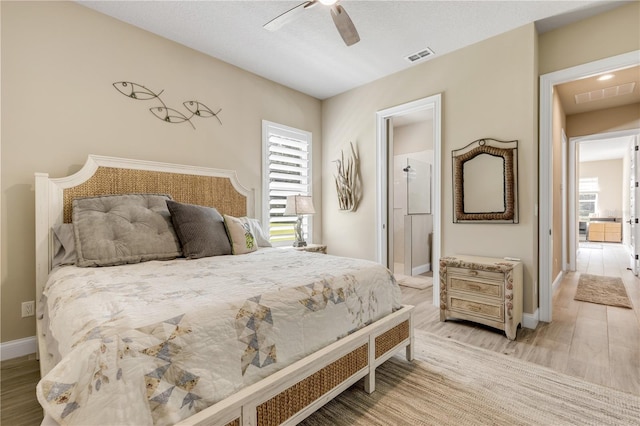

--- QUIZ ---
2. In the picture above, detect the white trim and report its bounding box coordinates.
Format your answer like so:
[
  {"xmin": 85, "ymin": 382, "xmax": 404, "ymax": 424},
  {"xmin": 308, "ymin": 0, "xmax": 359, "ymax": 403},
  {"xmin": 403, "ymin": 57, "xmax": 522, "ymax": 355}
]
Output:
[
  {"xmin": 539, "ymin": 50, "xmax": 640, "ymax": 323},
  {"xmin": 522, "ymin": 310, "xmax": 539, "ymax": 330},
  {"xmin": 0, "ymin": 336, "xmax": 37, "ymax": 361},
  {"xmin": 412, "ymin": 263, "xmax": 431, "ymax": 276},
  {"xmin": 562, "ymin": 130, "xmax": 568, "ymax": 271},
  {"xmin": 568, "ymin": 135, "xmax": 577, "ymax": 271},
  {"xmin": 552, "ymin": 270, "xmax": 564, "ymax": 293},
  {"xmin": 376, "ymin": 94, "xmax": 442, "ymax": 307},
  {"xmin": 568, "ymin": 129, "xmax": 640, "ymax": 270}
]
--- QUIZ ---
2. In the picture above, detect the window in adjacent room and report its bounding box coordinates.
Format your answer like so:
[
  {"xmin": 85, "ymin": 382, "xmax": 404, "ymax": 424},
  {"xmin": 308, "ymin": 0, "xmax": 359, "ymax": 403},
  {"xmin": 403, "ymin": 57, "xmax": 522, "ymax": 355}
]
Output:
[
  {"xmin": 579, "ymin": 177, "xmax": 599, "ymax": 220},
  {"xmin": 262, "ymin": 120, "xmax": 312, "ymax": 246}
]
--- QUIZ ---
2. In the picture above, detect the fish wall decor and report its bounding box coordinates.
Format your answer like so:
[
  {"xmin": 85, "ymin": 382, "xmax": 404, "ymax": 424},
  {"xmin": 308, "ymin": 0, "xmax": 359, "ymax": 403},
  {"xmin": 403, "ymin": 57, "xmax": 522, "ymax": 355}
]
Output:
[{"xmin": 113, "ymin": 81, "xmax": 222, "ymax": 129}]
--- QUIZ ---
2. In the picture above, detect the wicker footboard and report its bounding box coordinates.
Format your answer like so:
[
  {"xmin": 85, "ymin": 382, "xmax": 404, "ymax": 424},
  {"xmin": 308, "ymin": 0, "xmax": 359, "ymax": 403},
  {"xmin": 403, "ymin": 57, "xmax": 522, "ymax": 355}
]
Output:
[{"xmin": 179, "ymin": 305, "xmax": 414, "ymax": 426}]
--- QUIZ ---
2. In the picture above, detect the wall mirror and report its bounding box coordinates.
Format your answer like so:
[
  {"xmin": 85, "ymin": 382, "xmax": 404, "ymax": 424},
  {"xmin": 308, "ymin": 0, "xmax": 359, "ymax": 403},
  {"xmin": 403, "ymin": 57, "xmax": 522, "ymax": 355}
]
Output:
[{"xmin": 452, "ymin": 138, "xmax": 518, "ymax": 223}]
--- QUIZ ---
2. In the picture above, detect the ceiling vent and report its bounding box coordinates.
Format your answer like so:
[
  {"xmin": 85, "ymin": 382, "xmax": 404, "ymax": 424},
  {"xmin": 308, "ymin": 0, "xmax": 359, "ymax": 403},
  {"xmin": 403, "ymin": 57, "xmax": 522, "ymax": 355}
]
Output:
[
  {"xmin": 405, "ymin": 47, "xmax": 435, "ymax": 63},
  {"xmin": 575, "ymin": 82, "xmax": 636, "ymax": 104}
]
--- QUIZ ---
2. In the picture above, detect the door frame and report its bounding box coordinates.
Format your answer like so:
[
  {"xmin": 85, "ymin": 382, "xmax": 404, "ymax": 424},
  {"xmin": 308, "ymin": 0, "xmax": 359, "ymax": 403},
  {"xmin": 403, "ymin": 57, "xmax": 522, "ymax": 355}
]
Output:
[
  {"xmin": 376, "ymin": 94, "xmax": 442, "ymax": 306},
  {"xmin": 568, "ymin": 129, "xmax": 639, "ymax": 271},
  {"xmin": 539, "ymin": 50, "xmax": 640, "ymax": 322}
]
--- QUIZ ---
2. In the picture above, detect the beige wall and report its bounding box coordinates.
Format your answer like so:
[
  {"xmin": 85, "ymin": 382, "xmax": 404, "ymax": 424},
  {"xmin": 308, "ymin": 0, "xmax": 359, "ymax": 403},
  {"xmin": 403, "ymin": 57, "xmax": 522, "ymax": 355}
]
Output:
[
  {"xmin": 1, "ymin": 2, "xmax": 322, "ymax": 343},
  {"xmin": 538, "ymin": 2, "xmax": 640, "ymax": 75},
  {"xmin": 567, "ymin": 103, "xmax": 640, "ymax": 137},
  {"xmin": 322, "ymin": 24, "xmax": 540, "ymax": 313},
  {"xmin": 580, "ymin": 159, "xmax": 624, "ymax": 218}
]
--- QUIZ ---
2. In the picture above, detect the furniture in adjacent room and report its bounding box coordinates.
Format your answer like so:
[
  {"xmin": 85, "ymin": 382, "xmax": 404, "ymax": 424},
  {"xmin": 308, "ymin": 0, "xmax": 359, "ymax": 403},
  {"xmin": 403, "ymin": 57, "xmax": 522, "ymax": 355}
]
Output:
[
  {"xmin": 439, "ymin": 254, "xmax": 523, "ymax": 340},
  {"xmin": 588, "ymin": 218, "xmax": 622, "ymax": 242}
]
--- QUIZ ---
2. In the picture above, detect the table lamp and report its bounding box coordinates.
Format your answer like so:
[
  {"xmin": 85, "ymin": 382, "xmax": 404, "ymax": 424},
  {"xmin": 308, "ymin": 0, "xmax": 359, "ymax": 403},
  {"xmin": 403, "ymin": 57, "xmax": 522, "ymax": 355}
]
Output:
[{"xmin": 284, "ymin": 195, "xmax": 315, "ymax": 247}]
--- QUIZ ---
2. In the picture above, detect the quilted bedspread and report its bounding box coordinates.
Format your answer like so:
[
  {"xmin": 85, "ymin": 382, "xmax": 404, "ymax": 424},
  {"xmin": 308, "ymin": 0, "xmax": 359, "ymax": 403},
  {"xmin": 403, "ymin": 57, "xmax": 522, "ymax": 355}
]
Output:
[{"xmin": 37, "ymin": 248, "xmax": 402, "ymax": 425}]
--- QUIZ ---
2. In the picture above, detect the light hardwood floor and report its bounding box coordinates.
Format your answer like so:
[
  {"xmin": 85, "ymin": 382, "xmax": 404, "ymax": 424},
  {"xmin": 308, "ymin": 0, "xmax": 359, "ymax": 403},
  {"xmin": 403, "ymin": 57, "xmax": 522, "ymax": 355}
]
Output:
[{"xmin": 2, "ymin": 243, "xmax": 638, "ymax": 425}]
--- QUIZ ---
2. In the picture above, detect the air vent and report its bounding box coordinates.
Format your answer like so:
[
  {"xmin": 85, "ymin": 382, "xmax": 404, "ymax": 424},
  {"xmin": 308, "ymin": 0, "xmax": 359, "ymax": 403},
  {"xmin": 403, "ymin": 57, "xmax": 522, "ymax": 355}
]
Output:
[
  {"xmin": 405, "ymin": 47, "xmax": 435, "ymax": 63},
  {"xmin": 575, "ymin": 82, "xmax": 636, "ymax": 104}
]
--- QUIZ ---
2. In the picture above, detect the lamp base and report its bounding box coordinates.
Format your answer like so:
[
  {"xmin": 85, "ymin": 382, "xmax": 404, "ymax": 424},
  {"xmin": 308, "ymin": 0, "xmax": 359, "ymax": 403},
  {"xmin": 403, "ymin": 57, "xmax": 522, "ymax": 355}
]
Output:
[{"xmin": 293, "ymin": 241, "xmax": 308, "ymax": 247}]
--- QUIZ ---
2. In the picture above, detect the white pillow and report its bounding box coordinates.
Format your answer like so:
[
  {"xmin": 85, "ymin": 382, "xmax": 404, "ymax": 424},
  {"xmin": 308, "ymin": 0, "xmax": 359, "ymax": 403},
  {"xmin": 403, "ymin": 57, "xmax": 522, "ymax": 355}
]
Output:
[{"xmin": 238, "ymin": 217, "xmax": 272, "ymax": 247}]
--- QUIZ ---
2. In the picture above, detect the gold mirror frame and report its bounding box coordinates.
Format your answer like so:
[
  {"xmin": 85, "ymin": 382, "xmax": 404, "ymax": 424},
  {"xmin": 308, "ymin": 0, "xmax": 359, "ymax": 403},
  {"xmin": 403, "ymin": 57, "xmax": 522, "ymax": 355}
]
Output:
[{"xmin": 452, "ymin": 138, "xmax": 518, "ymax": 223}]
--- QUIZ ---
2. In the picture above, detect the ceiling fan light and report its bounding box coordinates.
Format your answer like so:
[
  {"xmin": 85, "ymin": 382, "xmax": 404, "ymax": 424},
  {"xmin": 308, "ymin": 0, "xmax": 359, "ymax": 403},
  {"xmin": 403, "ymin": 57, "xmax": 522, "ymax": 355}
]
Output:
[{"xmin": 318, "ymin": 0, "xmax": 338, "ymax": 5}]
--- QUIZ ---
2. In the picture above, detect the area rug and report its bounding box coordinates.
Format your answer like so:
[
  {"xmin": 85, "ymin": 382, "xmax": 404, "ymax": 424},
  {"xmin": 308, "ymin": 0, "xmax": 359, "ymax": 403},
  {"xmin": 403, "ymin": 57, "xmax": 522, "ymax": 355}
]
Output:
[
  {"xmin": 301, "ymin": 330, "xmax": 640, "ymax": 425},
  {"xmin": 574, "ymin": 273, "xmax": 633, "ymax": 308},
  {"xmin": 395, "ymin": 274, "xmax": 433, "ymax": 290}
]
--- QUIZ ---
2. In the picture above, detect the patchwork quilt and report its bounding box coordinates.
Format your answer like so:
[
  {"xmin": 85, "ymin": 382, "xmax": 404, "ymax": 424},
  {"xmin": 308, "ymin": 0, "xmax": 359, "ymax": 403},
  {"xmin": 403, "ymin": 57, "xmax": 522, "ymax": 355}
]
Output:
[{"xmin": 37, "ymin": 248, "xmax": 402, "ymax": 425}]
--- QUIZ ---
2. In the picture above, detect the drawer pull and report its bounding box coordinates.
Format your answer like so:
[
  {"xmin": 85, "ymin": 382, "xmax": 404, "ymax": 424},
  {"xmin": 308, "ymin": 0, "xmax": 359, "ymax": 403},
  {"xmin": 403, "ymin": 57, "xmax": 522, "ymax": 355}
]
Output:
[
  {"xmin": 468, "ymin": 284, "xmax": 481, "ymax": 290},
  {"xmin": 468, "ymin": 270, "xmax": 479, "ymax": 276},
  {"xmin": 468, "ymin": 304, "xmax": 481, "ymax": 311}
]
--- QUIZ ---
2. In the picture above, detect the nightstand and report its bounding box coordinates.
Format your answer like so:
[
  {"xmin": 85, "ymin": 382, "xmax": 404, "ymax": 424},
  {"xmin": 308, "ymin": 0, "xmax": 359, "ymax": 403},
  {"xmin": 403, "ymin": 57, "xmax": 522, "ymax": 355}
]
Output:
[
  {"xmin": 439, "ymin": 254, "xmax": 522, "ymax": 340},
  {"xmin": 285, "ymin": 244, "xmax": 327, "ymax": 254}
]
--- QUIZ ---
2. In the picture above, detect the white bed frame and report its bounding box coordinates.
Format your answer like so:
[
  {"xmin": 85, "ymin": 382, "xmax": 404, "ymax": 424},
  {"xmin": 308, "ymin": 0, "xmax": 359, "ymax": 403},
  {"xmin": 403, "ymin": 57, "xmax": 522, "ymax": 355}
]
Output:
[{"xmin": 35, "ymin": 155, "xmax": 414, "ymax": 426}]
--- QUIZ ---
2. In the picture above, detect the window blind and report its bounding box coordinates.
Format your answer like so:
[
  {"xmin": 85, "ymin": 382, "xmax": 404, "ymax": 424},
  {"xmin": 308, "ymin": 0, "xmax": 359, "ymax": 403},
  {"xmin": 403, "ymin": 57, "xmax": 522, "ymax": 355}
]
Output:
[{"xmin": 262, "ymin": 121, "xmax": 312, "ymax": 245}]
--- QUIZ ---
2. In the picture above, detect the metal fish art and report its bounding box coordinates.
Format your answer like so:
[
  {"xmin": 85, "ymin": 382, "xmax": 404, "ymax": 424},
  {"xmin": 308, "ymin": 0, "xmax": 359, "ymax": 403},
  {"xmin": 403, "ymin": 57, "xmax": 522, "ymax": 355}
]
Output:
[{"xmin": 113, "ymin": 81, "xmax": 222, "ymax": 128}]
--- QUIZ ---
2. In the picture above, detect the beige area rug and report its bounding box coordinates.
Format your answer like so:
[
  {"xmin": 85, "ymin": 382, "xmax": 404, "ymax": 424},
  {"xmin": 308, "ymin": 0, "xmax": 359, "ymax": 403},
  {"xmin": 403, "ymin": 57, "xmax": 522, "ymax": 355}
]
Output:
[
  {"xmin": 574, "ymin": 273, "xmax": 633, "ymax": 308},
  {"xmin": 301, "ymin": 330, "xmax": 640, "ymax": 425},
  {"xmin": 395, "ymin": 274, "xmax": 433, "ymax": 290}
]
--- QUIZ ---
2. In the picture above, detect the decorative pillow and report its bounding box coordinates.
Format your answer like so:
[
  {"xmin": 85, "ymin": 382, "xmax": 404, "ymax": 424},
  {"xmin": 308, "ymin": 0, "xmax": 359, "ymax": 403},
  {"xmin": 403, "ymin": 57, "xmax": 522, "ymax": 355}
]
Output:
[
  {"xmin": 73, "ymin": 194, "xmax": 182, "ymax": 267},
  {"xmin": 224, "ymin": 215, "xmax": 258, "ymax": 255},
  {"xmin": 52, "ymin": 223, "xmax": 77, "ymax": 267},
  {"xmin": 166, "ymin": 200, "xmax": 232, "ymax": 258},
  {"xmin": 238, "ymin": 217, "xmax": 272, "ymax": 247}
]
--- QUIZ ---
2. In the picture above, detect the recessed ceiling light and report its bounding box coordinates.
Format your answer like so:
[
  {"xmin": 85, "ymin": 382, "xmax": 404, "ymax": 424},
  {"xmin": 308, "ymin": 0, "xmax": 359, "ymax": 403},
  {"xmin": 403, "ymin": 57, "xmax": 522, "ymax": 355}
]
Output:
[{"xmin": 597, "ymin": 74, "xmax": 614, "ymax": 81}]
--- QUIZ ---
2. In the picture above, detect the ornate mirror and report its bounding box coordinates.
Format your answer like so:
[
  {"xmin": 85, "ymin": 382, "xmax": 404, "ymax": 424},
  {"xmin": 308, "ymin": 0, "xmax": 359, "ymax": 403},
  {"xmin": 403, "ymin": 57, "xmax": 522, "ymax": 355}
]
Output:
[{"xmin": 452, "ymin": 138, "xmax": 518, "ymax": 223}]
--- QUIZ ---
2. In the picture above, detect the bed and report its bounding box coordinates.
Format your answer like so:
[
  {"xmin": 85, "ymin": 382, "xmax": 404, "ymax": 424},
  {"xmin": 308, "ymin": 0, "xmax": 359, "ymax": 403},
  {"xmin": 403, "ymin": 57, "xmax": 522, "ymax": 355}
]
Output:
[{"xmin": 35, "ymin": 155, "xmax": 414, "ymax": 425}]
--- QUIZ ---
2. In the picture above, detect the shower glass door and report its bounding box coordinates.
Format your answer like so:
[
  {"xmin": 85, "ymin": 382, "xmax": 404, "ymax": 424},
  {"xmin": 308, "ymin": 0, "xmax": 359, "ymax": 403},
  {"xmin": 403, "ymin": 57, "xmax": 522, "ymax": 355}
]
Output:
[{"xmin": 407, "ymin": 158, "xmax": 431, "ymax": 214}]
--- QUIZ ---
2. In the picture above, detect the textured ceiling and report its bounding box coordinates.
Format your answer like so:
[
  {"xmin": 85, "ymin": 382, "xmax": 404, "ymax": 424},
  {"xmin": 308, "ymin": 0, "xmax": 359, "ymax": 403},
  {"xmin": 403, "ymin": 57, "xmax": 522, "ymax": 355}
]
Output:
[{"xmin": 78, "ymin": 0, "xmax": 630, "ymax": 100}]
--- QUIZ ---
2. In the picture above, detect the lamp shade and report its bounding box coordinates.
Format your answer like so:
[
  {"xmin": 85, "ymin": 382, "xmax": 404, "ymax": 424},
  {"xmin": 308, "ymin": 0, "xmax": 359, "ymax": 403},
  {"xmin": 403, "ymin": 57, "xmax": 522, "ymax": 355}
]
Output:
[{"xmin": 284, "ymin": 195, "xmax": 315, "ymax": 215}]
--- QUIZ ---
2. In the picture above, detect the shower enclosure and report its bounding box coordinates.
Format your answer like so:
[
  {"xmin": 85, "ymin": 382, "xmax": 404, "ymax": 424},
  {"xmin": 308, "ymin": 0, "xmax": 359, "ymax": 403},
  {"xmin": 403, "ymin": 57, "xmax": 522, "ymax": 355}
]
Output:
[{"xmin": 394, "ymin": 152, "xmax": 433, "ymax": 276}]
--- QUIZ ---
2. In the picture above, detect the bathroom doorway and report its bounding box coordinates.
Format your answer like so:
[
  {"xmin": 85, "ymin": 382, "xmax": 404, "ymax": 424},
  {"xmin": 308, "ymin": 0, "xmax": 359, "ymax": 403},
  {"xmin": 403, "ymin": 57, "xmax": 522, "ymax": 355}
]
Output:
[
  {"xmin": 392, "ymin": 122, "xmax": 433, "ymax": 277},
  {"xmin": 376, "ymin": 94, "xmax": 442, "ymax": 306}
]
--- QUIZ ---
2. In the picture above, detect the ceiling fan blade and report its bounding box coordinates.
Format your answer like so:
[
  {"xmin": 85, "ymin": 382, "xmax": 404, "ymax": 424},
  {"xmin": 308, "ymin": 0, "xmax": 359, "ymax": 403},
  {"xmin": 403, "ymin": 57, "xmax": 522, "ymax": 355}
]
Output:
[
  {"xmin": 264, "ymin": 1, "xmax": 316, "ymax": 32},
  {"xmin": 330, "ymin": 5, "xmax": 360, "ymax": 46}
]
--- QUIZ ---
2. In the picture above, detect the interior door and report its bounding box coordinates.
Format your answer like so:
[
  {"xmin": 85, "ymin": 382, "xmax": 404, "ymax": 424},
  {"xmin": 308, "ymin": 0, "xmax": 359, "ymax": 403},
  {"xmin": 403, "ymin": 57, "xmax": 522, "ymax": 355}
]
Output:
[{"xmin": 630, "ymin": 136, "xmax": 640, "ymax": 275}]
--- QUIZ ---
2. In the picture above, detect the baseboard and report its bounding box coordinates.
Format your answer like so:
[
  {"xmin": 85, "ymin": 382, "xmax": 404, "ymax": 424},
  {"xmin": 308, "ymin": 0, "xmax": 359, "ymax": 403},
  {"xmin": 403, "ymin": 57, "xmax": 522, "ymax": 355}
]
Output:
[
  {"xmin": 0, "ymin": 336, "xmax": 37, "ymax": 361},
  {"xmin": 522, "ymin": 309, "xmax": 539, "ymax": 330},
  {"xmin": 552, "ymin": 271, "xmax": 565, "ymax": 292},
  {"xmin": 412, "ymin": 263, "xmax": 431, "ymax": 276}
]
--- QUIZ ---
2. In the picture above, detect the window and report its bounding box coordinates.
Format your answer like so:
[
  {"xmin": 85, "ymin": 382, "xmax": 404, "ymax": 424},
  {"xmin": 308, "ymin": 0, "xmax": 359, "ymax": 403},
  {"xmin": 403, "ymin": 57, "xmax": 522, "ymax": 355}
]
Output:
[
  {"xmin": 579, "ymin": 177, "xmax": 599, "ymax": 220},
  {"xmin": 262, "ymin": 121, "xmax": 312, "ymax": 246}
]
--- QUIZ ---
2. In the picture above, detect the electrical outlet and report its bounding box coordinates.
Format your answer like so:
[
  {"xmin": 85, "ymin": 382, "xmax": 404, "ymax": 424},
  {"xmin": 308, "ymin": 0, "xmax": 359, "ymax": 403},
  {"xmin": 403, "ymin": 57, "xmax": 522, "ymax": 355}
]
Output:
[{"xmin": 21, "ymin": 301, "xmax": 35, "ymax": 318}]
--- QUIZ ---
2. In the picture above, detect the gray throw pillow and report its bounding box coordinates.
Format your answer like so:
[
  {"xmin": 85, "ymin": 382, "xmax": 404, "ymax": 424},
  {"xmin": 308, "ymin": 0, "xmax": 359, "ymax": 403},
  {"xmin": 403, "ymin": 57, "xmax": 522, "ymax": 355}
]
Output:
[
  {"xmin": 52, "ymin": 223, "xmax": 77, "ymax": 267},
  {"xmin": 73, "ymin": 194, "xmax": 182, "ymax": 267},
  {"xmin": 166, "ymin": 200, "xmax": 232, "ymax": 258}
]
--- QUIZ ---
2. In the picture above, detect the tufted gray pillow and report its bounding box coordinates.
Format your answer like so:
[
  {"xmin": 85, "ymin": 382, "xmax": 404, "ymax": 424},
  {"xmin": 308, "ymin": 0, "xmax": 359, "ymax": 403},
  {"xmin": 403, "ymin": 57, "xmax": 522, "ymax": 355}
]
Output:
[
  {"xmin": 73, "ymin": 194, "xmax": 182, "ymax": 267},
  {"xmin": 166, "ymin": 200, "xmax": 232, "ymax": 258}
]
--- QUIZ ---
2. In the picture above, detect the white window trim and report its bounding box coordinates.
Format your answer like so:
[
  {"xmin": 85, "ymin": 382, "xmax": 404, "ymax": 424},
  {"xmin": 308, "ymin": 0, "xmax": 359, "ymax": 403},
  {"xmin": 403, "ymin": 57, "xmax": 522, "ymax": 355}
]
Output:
[{"xmin": 262, "ymin": 120, "xmax": 313, "ymax": 247}]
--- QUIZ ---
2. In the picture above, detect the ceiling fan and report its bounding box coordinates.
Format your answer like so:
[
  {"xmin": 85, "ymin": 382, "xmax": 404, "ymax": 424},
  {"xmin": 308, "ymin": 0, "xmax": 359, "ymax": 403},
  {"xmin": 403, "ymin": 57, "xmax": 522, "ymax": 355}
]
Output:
[{"xmin": 264, "ymin": 0, "xmax": 360, "ymax": 46}]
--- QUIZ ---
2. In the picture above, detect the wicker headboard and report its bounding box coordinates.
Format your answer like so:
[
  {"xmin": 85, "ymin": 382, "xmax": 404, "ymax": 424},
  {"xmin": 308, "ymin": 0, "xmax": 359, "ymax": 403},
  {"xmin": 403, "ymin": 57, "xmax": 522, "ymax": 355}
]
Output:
[
  {"xmin": 35, "ymin": 155, "xmax": 254, "ymax": 308},
  {"xmin": 62, "ymin": 167, "xmax": 248, "ymax": 223}
]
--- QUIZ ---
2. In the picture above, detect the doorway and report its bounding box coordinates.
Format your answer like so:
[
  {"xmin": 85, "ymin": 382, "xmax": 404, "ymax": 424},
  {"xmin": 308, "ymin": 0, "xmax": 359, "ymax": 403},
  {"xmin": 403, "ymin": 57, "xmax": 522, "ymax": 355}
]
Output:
[
  {"xmin": 568, "ymin": 131, "xmax": 639, "ymax": 273},
  {"xmin": 376, "ymin": 94, "xmax": 442, "ymax": 306},
  {"xmin": 539, "ymin": 50, "xmax": 640, "ymax": 322}
]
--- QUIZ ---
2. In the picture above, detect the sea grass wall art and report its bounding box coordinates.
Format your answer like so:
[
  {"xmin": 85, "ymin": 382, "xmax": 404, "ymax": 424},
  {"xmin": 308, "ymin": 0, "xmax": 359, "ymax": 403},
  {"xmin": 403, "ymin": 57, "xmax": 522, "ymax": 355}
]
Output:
[
  {"xmin": 333, "ymin": 142, "xmax": 362, "ymax": 212},
  {"xmin": 113, "ymin": 81, "xmax": 222, "ymax": 129}
]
